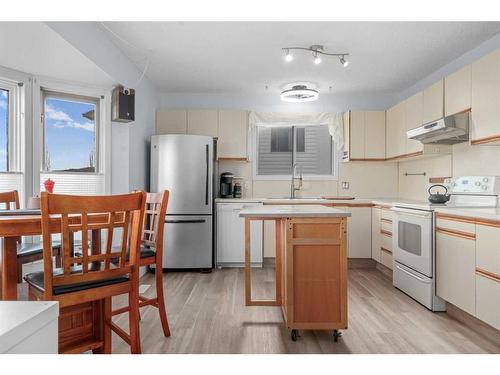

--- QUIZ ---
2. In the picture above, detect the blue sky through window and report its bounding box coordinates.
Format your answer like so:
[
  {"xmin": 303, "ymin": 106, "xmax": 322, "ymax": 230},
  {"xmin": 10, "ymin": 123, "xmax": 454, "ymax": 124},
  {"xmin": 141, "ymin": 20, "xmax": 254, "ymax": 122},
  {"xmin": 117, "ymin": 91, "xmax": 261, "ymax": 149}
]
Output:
[{"xmin": 44, "ymin": 97, "xmax": 97, "ymax": 172}]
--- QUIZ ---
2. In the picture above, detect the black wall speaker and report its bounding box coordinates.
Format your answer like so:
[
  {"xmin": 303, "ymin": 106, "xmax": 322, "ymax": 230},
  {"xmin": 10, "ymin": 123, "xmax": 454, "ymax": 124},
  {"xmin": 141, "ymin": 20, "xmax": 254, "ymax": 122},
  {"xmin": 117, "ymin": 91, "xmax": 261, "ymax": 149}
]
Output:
[{"xmin": 112, "ymin": 85, "xmax": 135, "ymax": 123}]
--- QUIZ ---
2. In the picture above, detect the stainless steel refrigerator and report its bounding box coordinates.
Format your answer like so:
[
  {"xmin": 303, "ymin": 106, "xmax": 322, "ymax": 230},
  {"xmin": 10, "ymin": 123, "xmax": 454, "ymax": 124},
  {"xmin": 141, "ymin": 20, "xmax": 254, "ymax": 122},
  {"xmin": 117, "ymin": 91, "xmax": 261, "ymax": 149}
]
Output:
[{"xmin": 150, "ymin": 134, "xmax": 216, "ymax": 269}]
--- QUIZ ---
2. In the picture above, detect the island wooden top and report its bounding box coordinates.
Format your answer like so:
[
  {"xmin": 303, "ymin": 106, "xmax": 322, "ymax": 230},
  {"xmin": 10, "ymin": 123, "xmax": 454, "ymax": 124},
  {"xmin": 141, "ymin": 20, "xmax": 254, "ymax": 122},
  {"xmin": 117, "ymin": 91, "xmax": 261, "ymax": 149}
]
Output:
[{"xmin": 239, "ymin": 204, "xmax": 352, "ymax": 218}]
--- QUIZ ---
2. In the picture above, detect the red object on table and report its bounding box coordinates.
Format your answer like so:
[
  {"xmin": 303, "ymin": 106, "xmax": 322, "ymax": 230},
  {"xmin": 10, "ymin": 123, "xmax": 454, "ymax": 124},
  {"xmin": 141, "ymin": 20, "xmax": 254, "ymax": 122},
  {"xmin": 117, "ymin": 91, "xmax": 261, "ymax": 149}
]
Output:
[{"xmin": 44, "ymin": 178, "xmax": 55, "ymax": 193}]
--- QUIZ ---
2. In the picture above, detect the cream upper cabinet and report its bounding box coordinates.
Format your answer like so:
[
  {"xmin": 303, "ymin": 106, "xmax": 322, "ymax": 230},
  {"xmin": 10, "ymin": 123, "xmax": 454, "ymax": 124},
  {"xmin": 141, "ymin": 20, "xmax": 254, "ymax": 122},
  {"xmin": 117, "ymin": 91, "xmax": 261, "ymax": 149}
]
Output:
[
  {"xmin": 364, "ymin": 111, "xmax": 386, "ymax": 159},
  {"xmin": 386, "ymin": 102, "xmax": 405, "ymax": 159},
  {"xmin": 471, "ymin": 49, "xmax": 500, "ymax": 144},
  {"xmin": 156, "ymin": 110, "xmax": 187, "ymax": 134},
  {"xmin": 217, "ymin": 110, "xmax": 248, "ymax": 159},
  {"xmin": 436, "ymin": 222, "xmax": 476, "ymax": 316},
  {"xmin": 445, "ymin": 65, "xmax": 471, "ymax": 117},
  {"xmin": 187, "ymin": 110, "xmax": 218, "ymax": 136},
  {"xmin": 345, "ymin": 111, "xmax": 385, "ymax": 160},
  {"xmin": 342, "ymin": 111, "xmax": 350, "ymax": 161},
  {"xmin": 404, "ymin": 92, "xmax": 424, "ymax": 154},
  {"xmin": 349, "ymin": 111, "xmax": 365, "ymax": 159},
  {"xmin": 422, "ymin": 80, "xmax": 444, "ymax": 124}
]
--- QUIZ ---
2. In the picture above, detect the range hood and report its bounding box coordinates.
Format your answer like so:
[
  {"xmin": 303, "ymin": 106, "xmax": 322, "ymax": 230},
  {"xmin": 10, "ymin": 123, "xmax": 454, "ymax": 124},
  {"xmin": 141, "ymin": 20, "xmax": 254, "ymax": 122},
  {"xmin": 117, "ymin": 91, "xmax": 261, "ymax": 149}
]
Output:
[{"xmin": 407, "ymin": 110, "xmax": 470, "ymax": 145}]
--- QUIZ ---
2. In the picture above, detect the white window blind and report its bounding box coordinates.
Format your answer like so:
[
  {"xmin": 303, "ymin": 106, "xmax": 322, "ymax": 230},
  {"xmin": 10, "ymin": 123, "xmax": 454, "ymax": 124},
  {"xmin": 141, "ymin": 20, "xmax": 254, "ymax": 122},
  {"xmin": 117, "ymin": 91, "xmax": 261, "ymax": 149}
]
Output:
[
  {"xmin": 256, "ymin": 125, "xmax": 335, "ymax": 177},
  {"xmin": 40, "ymin": 173, "xmax": 105, "ymax": 195},
  {"xmin": 0, "ymin": 172, "xmax": 23, "ymax": 207}
]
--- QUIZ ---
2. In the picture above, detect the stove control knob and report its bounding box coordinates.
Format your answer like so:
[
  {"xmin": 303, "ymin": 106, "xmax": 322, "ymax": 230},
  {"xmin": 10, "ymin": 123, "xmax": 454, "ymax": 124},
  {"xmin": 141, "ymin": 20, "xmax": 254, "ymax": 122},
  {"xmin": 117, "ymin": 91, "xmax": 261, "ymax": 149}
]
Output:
[
  {"xmin": 475, "ymin": 181, "xmax": 481, "ymax": 186},
  {"xmin": 483, "ymin": 177, "xmax": 489, "ymax": 183},
  {"xmin": 482, "ymin": 185, "xmax": 488, "ymax": 190}
]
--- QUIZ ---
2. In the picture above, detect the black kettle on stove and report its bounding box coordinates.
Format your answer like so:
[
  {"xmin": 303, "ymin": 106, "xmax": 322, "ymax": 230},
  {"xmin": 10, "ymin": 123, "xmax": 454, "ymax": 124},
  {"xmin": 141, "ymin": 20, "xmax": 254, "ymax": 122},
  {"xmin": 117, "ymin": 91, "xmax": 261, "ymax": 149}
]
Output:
[{"xmin": 428, "ymin": 184, "xmax": 451, "ymax": 204}]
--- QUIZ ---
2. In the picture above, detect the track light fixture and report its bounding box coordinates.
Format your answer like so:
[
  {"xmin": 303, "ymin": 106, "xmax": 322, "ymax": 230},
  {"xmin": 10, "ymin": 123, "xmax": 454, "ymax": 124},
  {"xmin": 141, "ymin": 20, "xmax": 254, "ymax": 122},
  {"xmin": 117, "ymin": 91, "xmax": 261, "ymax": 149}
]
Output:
[{"xmin": 282, "ymin": 45, "xmax": 349, "ymax": 67}]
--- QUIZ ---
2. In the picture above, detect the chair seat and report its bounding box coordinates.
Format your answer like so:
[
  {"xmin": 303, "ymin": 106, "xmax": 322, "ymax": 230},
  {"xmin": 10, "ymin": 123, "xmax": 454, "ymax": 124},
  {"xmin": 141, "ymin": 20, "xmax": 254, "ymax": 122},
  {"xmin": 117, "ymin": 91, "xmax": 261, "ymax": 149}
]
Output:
[
  {"xmin": 25, "ymin": 267, "xmax": 129, "ymax": 295},
  {"xmin": 114, "ymin": 246, "xmax": 156, "ymax": 261},
  {"xmin": 17, "ymin": 242, "xmax": 61, "ymax": 258}
]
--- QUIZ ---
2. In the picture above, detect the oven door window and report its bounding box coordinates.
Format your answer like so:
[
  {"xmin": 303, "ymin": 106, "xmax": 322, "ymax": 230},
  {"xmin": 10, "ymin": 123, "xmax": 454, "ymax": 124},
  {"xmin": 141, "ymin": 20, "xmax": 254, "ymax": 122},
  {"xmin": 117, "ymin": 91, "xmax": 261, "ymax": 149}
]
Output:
[{"xmin": 398, "ymin": 221, "xmax": 422, "ymax": 256}]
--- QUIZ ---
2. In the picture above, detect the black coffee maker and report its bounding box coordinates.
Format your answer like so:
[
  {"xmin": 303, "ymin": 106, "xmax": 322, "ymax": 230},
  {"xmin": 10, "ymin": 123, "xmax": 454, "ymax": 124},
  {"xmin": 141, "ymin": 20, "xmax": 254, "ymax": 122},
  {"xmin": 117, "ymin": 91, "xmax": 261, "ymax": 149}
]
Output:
[{"xmin": 220, "ymin": 172, "xmax": 234, "ymax": 198}]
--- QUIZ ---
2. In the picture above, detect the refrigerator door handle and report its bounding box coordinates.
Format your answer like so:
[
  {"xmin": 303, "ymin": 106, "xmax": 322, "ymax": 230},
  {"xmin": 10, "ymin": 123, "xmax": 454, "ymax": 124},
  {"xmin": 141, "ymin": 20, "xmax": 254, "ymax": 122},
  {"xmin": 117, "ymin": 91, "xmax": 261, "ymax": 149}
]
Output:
[
  {"xmin": 165, "ymin": 219, "xmax": 207, "ymax": 224},
  {"xmin": 205, "ymin": 144, "xmax": 209, "ymax": 205}
]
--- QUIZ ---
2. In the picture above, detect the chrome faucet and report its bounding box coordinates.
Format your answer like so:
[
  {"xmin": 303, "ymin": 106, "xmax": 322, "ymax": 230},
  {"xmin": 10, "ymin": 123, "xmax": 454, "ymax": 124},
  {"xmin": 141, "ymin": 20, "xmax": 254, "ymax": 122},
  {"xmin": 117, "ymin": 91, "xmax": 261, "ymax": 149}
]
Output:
[{"xmin": 290, "ymin": 163, "xmax": 303, "ymax": 198}]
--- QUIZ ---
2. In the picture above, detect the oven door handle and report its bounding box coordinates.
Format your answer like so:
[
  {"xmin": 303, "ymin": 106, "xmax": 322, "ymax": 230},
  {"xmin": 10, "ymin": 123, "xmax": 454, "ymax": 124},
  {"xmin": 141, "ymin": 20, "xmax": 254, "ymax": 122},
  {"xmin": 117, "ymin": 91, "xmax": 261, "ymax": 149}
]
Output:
[
  {"xmin": 395, "ymin": 264, "xmax": 430, "ymax": 283},
  {"xmin": 391, "ymin": 207, "xmax": 432, "ymax": 218}
]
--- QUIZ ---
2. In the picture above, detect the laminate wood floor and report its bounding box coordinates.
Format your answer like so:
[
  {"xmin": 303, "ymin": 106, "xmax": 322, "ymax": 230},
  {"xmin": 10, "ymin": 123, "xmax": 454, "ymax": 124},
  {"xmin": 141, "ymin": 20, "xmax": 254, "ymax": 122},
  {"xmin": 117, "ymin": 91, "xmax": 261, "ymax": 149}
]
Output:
[{"xmin": 110, "ymin": 267, "xmax": 500, "ymax": 354}]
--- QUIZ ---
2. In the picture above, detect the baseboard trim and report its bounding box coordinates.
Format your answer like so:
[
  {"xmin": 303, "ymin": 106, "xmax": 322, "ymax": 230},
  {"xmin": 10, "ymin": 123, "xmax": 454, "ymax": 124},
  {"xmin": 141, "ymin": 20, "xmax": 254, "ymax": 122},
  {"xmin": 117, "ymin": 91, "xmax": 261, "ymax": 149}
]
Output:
[
  {"xmin": 446, "ymin": 303, "xmax": 500, "ymax": 344},
  {"xmin": 375, "ymin": 262, "xmax": 393, "ymax": 279},
  {"xmin": 348, "ymin": 258, "xmax": 377, "ymax": 269}
]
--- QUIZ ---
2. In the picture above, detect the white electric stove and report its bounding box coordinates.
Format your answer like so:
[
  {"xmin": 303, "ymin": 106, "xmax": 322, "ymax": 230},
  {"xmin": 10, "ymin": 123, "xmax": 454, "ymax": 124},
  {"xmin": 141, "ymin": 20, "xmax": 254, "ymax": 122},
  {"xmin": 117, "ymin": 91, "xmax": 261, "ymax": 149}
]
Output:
[{"xmin": 391, "ymin": 176, "xmax": 500, "ymax": 311}]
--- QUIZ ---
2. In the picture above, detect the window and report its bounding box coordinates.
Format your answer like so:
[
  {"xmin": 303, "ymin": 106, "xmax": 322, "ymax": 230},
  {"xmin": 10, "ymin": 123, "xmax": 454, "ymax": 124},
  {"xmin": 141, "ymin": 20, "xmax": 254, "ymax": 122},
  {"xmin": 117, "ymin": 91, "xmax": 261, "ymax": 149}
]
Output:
[
  {"xmin": 42, "ymin": 90, "xmax": 99, "ymax": 173},
  {"xmin": 256, "ymin": 125, "xmax": 336, "ymax": 178},
  {"xmin": 0, "ymin": 88, "xmax": 8, "ymax": 171}
]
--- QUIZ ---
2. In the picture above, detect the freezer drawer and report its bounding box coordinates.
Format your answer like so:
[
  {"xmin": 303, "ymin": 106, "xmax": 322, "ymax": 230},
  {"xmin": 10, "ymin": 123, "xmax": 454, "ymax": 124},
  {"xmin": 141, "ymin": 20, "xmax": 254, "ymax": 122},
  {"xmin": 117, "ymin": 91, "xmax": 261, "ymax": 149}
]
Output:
[{"xmin": 162, "ymin": 215, "xmax": 212, "ymax": 269}]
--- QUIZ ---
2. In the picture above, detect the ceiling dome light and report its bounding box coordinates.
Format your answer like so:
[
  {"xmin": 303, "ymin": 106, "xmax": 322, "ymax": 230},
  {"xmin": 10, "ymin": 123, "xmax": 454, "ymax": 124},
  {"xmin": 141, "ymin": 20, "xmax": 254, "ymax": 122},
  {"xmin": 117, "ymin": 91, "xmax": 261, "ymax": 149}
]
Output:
[
  {"xmin": 313, "ymin": 52, "xmax": 322, "ymax": 65},
  {"xmin": 340, "ymin": 56, "xmax": 349, "ymax": 67},
  {"xmin": 284, "ymin": 49, "xmax": 293, "ymax": 62},
  {"xmin": 280, "ymin": 85, "xmax": 319, "ymax": 103}
]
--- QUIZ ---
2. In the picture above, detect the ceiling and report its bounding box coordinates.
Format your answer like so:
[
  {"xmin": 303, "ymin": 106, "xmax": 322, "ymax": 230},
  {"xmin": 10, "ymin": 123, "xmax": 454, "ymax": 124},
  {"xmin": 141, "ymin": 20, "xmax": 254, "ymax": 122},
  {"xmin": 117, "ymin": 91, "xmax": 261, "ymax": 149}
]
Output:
[
  {"xmin": 100, "ymin": 22, "xmax": 500, "ymax": 95},
  {"xmin": 0, "ymin": 22, "xmax": 113, "ymax": 86}
]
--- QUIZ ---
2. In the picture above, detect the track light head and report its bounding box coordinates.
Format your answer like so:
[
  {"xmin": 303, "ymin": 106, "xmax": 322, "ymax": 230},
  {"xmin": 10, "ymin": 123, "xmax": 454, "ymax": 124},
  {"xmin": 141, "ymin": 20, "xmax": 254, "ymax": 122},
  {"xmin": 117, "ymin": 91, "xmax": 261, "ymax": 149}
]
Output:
[
  {"xmin": 340, "ymin": 56, "xmax": 349, "ymax": 67},
  {"xmin": 313, "ymin": 52, "xmax": 321, "ymax": 65}
]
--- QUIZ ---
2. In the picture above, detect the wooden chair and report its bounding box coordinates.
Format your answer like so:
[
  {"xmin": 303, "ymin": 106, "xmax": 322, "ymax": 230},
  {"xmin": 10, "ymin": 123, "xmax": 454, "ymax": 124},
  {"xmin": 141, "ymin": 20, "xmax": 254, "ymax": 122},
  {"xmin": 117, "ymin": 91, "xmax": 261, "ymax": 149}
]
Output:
[
  {"xmin": 112, "ymin": 191, "xmax": 171, "ymax": 342},
  {"xmin": 25, "ymin": 191, "xmax": 146, "ymax": 354},
  {"xmin": 0, "ymin": 190, "xmax": 61, "ymax": 283}
]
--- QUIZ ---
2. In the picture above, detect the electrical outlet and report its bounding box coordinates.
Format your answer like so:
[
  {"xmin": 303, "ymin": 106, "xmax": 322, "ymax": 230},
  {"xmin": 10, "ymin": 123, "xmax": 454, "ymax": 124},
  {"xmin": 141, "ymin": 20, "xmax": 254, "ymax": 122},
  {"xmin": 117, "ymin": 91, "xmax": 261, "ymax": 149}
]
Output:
[{"xmin": 341, "ymin": 181, "xmax": 350, "ymax": 190}]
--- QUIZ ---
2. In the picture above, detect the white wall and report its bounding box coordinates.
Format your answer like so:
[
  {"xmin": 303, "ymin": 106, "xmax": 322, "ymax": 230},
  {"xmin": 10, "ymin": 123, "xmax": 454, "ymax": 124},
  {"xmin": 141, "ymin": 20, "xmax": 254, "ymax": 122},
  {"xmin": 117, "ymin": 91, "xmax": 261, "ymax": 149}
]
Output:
[{"xmin": 46, "ymin": 22, "xmax": 160, "ymax": 192}]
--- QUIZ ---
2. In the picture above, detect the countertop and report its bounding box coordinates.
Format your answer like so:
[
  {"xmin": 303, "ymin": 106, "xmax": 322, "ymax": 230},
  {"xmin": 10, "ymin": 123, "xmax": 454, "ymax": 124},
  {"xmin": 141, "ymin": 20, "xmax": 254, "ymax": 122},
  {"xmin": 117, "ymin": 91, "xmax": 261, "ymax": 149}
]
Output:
[
  {"xmin": 239, "ymin": 204, "xmax": 352, "ymax": 218},
  {"xmin": 0, "ymin": 301, "xmax": 59, "ymax": 353},
  {"xmin": 216, "ymin": 197, "xmax": 432, "ymax": 208}
]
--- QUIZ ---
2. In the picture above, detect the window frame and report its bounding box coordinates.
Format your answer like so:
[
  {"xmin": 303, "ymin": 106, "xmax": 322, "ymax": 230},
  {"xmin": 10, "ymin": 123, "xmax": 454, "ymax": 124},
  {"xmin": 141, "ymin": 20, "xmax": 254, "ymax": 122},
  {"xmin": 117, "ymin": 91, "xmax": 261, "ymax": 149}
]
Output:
[
  {"xmin": 0, "ymin": 77, "xmax": 23, "ymax": 174},
  {"xmin": 252, "ymin": 124, "xmax": 338, "ymax": 181},
  {"xmin": 41, "ymin": 89, "xmax": 101, "ymax": 174}
]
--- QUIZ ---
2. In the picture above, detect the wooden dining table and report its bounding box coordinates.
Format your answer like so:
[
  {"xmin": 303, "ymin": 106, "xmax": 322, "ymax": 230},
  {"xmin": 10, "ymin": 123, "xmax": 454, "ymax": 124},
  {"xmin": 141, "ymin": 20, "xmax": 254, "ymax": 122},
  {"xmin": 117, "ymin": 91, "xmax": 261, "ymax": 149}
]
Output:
[{"xmin": 0, "ymin": 211, "xmax": 103, "ymax": 301}]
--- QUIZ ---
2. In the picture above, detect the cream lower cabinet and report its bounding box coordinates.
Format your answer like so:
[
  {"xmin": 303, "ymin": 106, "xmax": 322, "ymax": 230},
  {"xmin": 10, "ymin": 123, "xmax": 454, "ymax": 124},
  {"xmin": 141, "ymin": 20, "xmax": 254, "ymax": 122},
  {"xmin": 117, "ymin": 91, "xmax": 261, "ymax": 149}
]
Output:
[
  {"xmin": 435, "ymin": 218, "xmax": 476, "ymax": 316},
  {"xmin": 346, "ymin": 207, "xmax": 372, "ymax": 258},
  {"xmin": 475, "ymin": 224, "xmax": 500, "ymax": 330},
  {"xmin": 371, "ymin": 207, "xmax": 381, "ymax": 262}
]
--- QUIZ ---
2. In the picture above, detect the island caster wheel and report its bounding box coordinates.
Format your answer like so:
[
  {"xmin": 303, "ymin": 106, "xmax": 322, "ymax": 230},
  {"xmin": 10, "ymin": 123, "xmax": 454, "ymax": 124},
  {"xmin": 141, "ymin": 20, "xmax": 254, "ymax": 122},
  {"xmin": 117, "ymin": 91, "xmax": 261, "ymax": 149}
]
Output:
[
  {"xmin": 291, "ymin": 329, "xmax": 299, "ymax": 341},
  {"xmin": 333, "ymin": 330, "xmax": 342, "ymax": 342}
]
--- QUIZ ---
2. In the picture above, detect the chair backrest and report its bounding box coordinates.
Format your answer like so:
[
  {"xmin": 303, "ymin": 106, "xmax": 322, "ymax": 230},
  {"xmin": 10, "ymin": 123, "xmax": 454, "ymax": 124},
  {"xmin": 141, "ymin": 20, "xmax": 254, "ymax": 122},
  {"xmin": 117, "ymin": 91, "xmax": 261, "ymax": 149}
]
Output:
[
  {"xmin": 40, "ymin": 191, "xmax": 146, "ymax": 298},
  {"xmin": 141, "ymin": 191, "xmax": 169, "ymax": 255},
  {"xmin": 0, "ymin": 190, "xmax": 20, "ymax": 210}
]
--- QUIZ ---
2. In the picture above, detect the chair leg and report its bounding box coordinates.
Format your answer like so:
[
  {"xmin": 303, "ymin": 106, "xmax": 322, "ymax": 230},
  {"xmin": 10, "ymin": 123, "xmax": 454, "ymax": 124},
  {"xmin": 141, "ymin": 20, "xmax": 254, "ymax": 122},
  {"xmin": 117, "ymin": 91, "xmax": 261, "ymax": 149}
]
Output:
[
  {"xmin": 102, "ymin": 297, "xmax": 112, "ymax": 354},
  {"xmin": 128, "ymin": 282, "xmax": 142, "ymax": 354},
  {"xmin": 155, "ymin": 265, "xmax": 171, "ymax": 337},
  {"xmin": 17, "ymin": 259, "xmax": 23, "ymax": 284}
]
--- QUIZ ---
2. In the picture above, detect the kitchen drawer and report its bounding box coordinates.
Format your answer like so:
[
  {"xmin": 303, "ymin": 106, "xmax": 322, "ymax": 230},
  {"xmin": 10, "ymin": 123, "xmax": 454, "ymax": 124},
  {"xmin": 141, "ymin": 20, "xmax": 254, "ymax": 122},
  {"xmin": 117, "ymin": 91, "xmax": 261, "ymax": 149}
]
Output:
[
  {"xmin": 436, "ymin": 217, "xmax": 475, "ymax": 235},
  {"xmin": 381, "ymin": 231, "xmax": 392, "ymax": 251},
  {"xmin": 381, "ymin": 208, "xmax": 393, "ymax": 221},
  {"xmin": 380, "ymin": 248, "xmax": 393, "ymax": 269},
  {"xmin": 476, "ymin": 224, "xmax": 500, "ymax": 276},
  {"xmin": 381, "ymin": 220, "xmax": 392, "ymax": 233},
  {"xmin": 476, "ymin": 272, "xmax": 500, "ymax": 330}
]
